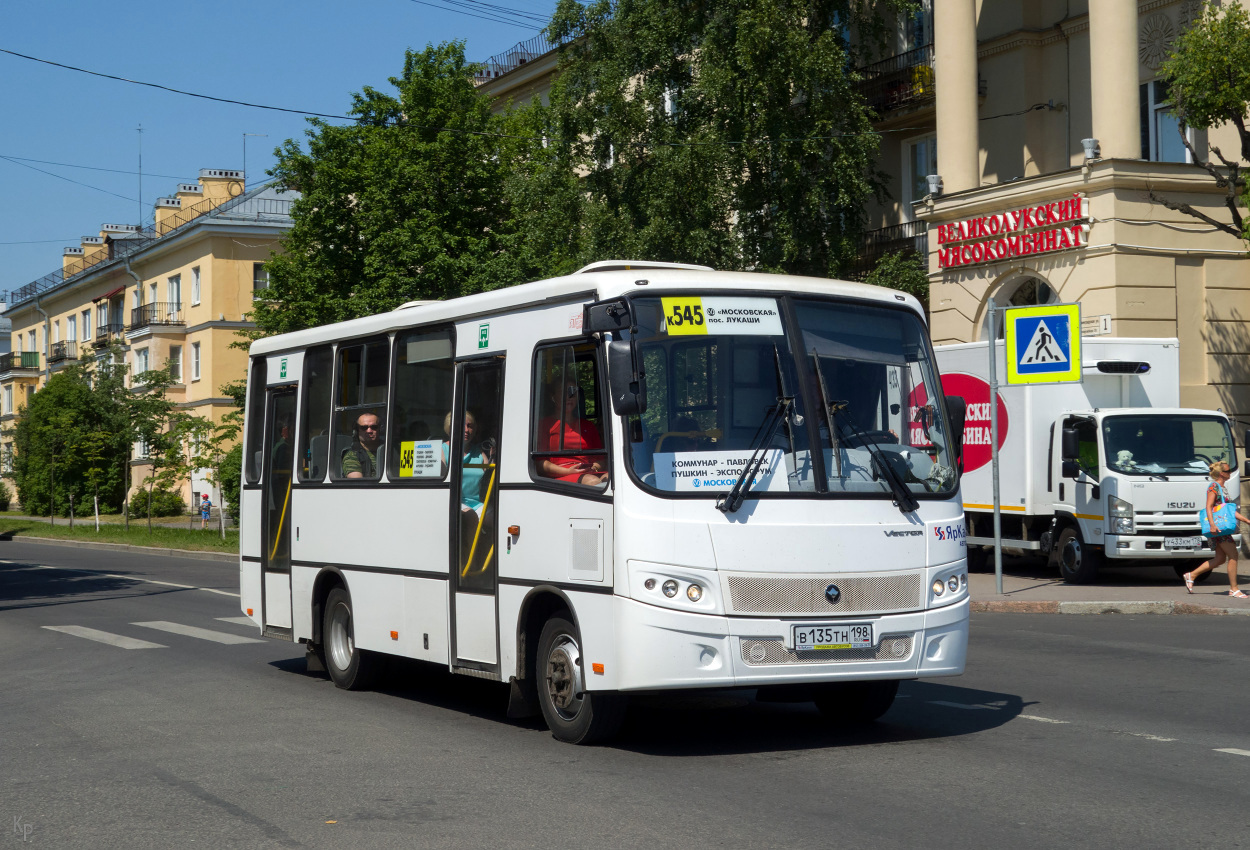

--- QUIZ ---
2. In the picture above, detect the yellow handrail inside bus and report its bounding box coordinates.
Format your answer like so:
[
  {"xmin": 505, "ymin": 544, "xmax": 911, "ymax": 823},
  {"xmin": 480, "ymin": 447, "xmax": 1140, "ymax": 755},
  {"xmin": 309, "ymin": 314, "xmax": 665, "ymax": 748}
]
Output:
[
  {"xmin": 269, "ymin": 473, "xmax": 293, "ymax": 562},
  {"xmin": 461, "ymin": 462, "xmax": 497, "ymax": 578}
]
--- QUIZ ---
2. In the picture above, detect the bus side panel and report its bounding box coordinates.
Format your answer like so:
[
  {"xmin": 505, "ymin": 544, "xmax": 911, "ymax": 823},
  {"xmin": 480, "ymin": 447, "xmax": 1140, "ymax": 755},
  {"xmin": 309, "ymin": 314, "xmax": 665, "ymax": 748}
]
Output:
[
  {"xmin": 292, "ymin": 487, "xmax": 449, "ymax": 571},
  {"xmin": 240, "ymin": 559, "xmax": 262, "ymax": 624},
  {"xmin": 498, "ymin": 489, "xmax": 613, "ymax": 589},
  {"xmin": 403, "ymin": 576, "xmax": 449, "ymax": 664},
  {"xmin": 342, "ymin": 569, "xmax": 405, "ymax": 654},
  {"xmin": 239, "ymin": 488, "xmax": 263, "ymax": 560},
  {"xmin": 292, "ymin": 565, "xmax": 318, "ymax": 642}
]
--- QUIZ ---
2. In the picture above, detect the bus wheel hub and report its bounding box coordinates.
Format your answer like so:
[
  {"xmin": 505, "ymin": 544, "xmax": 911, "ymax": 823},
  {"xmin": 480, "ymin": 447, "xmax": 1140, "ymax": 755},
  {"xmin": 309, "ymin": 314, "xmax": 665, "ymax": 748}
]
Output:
[{"xmin": 546, "ymin": 637, "xmax": 583, "ymax": 712}]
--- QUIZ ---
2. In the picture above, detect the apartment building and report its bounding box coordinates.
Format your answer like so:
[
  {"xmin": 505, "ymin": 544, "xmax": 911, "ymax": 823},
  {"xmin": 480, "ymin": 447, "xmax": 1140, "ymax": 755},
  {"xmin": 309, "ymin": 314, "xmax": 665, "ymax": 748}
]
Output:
[{"xmin": 0, "ymin": 169, "xmax": 296, "ymax": 508}]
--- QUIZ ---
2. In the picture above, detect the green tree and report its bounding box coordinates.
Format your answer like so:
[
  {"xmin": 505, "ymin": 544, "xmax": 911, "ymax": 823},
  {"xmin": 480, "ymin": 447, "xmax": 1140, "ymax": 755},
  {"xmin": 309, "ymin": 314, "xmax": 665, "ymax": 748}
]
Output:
[
  {"xmin": 129, "ymin": 361, "xmax": 186, "ymax": 532},
  {"xmin": 1155, "ymin": 1, "xmax": 1250, "ymax": 241},
  {"xmin": 864, "ymin": 251, "xmax": 929, "ymax": 306},
  {"xmin": 256, "ymin": 42, "xmax": 532, "ymax": 337},
  {"xmin": 519, "ymin": 0, "xmax": 909, "ymax": 277}
]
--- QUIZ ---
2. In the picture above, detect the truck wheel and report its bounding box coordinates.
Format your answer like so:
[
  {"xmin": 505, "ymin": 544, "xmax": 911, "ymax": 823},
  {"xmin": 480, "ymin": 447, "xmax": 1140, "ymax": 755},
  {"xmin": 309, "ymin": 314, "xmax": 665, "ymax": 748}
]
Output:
[
  {"xmin": 536, "ymin": 615, "xmax": 626, "ymax": 744},
  {"xmin": 323, "ymin": 586, "xmax": 378, "ymax": 690},
  {"xmin": 1172, "ymin": 563, "xmax": 1212, "ymax": 584},
  {"xmin": 812, "ymin": 680, "xmax": 899, "ymax": 723},
  {"xmin": 1057, "ymin": 527, "xmax": 1102, "ymax": 584}
]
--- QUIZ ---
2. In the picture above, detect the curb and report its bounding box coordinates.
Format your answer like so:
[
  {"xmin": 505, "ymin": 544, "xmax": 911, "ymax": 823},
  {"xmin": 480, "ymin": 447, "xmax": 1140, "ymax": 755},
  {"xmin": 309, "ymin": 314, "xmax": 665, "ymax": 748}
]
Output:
[
  {"xmin": 972, "ymin": 600, "xmax": 1250, "ymax": 616},
  {"xmin": 1, "ymin": 534, "xmax": 237, "ymax": 563}
]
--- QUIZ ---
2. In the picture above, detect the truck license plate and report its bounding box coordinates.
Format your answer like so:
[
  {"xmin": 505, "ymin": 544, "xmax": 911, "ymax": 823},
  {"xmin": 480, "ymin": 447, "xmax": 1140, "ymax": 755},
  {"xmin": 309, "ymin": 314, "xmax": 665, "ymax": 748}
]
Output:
[
  {"xmin": 793, "ymin": 623, "xmax": 873, "ymax": 651},
  {"xmin": 1165, "ymin": 536, "xmax": 1202, "ymax": 550}
]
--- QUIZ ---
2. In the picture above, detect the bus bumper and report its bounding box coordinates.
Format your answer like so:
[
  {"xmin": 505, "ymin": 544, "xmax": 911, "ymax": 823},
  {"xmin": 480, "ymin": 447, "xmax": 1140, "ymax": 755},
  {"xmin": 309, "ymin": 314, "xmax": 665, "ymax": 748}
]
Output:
[{"xmin": 607, "ymin": 595, "xmax": 968, "ymax": 692}]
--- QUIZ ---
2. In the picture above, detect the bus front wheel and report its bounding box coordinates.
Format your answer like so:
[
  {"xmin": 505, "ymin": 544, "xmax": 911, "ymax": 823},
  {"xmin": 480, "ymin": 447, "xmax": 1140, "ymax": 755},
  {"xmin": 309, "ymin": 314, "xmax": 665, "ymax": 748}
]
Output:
[
  {"xmin": 536, "ymin": 615, "xmax": 626, "ymax": 744},
  {"xmin": 812, "ymin": 679, "xmax": 899, "ymax": 723},
  {"xmin": 323, "ymin": 586, "xmax": 377, "ymax": 691}
]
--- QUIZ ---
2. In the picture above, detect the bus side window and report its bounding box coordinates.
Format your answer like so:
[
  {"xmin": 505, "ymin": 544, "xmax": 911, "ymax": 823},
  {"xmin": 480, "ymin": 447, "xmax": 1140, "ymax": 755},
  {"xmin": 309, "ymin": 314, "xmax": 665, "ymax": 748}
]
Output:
[
  {"xmin": 331, "ymin": 338, "xmax": 390, "ymax": 481},
  {"xmin": 531, "ymin": 342, "xmax": 610, "ymax": 488},
  {"xmin": 298, "ymin": 346, "xmax": 334, "ymax": 482},
  {"xmin": 388, "ymin": 328, "xmax": 454, "ymax": 480},
  {"xmin": 244, "ymin": 357, "xmax": 267, "ymax": 484}
]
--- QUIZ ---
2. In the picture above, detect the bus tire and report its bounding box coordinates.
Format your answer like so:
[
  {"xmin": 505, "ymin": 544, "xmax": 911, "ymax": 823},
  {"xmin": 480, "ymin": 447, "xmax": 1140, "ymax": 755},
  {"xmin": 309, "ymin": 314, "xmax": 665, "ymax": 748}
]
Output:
[
  {"xmin": 1057, "ymin": 527, "xmax": 1101, "ymax": 584},
  {"xmin": 812, "ymin": 679, "xmax": 899, "ymax": 723},
  {"xmin": 323, "ymin": 586, "xmax": 377, "ymax": 691},
  {"xmin": 536, "ymin": 615, "xmax": 626, "ymax": 744}
]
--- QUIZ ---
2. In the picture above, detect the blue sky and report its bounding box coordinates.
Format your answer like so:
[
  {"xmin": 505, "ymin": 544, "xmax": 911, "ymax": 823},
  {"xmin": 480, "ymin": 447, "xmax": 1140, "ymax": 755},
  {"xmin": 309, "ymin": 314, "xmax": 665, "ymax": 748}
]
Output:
[{"xmin": 0, "ymin": 0, "xmax": 555, "ymax": 293}]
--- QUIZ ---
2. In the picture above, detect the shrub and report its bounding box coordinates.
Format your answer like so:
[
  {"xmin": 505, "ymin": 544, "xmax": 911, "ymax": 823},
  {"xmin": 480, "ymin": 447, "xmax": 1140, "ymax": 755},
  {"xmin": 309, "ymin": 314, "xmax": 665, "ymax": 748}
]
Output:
[
  {"xmin": 143, "ymin": 487, "xmax": 186, "ymax": 517},
  {"xmin": 0, "ymin": 481, "xmax": 10, "ymax": 511}
]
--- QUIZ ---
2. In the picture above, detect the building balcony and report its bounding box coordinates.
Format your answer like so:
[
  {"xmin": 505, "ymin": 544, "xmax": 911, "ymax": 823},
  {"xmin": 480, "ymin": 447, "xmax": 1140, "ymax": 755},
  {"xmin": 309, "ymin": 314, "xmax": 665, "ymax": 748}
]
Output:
[
  {"xmin": 93, "ymin": 323, "xmax": 126, "ymax": 348},
  {"xmin": 48, "ymin": 341, "xmax": 80, "ymax": 365},
  {"xmin": 858, "ymin": 44, "xmax": 934, "ymax": 116},
  {"xmin": 848, "ymin": 221, "xmax": 929, "ymax": 280},
  {"xmin": 0, "ymin": 351, "xmax": 41, "ymax": 378},
  {"xmin": 130, "ymin": 303, "xmax": 184, "ymax": 333}
]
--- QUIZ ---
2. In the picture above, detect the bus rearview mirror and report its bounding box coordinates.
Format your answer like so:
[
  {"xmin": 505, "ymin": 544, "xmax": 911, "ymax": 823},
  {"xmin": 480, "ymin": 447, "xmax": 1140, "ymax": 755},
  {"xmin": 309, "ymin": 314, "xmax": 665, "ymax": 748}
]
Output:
[
  {"xmin": 607, "ymin": 340, "xmax": 647, "ymax": 417},
  {"xmin": 583, "ymin": 299, "xmax": 631, "ymax": 334}
]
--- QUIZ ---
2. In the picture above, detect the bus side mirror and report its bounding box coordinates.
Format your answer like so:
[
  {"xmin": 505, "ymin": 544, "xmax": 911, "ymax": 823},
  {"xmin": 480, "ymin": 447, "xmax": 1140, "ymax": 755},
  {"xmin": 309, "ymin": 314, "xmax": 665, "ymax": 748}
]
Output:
[
  {"xmin": 1061, "ymin": 427, "xmax": 1080, "ymax": 463},
  {"xmin": 607, "ymin": 340, "xmax": 647, "ymax": 417},
  {"xmin": 945, "ymin": 395, "xmax": 967, "ymax": 470},
  {"xmin": 583, "ymin": 299, "xmax": 631, "ymax": 334}
]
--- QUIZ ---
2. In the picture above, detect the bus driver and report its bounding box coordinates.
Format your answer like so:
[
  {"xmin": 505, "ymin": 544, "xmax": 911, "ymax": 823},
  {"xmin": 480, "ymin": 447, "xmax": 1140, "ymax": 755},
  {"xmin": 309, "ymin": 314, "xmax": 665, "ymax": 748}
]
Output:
[{"xmin": 341, "ymin": 411, "xmax": 383, "ymax": 478}]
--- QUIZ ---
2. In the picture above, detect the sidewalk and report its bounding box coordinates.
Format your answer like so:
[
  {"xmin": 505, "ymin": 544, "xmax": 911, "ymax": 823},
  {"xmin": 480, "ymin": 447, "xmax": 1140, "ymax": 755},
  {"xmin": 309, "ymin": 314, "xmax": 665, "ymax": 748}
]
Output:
[{"xmin": 969, "ymin": 555, "xmax": 1250, "ymax": 615}]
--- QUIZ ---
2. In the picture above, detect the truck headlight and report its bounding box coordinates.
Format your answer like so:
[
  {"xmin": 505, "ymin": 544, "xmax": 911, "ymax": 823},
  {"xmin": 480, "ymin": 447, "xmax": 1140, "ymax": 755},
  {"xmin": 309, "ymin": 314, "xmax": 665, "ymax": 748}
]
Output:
[{"xmin": 1109, "ymin": 495, "xmax": 1134, "ymax": 534}]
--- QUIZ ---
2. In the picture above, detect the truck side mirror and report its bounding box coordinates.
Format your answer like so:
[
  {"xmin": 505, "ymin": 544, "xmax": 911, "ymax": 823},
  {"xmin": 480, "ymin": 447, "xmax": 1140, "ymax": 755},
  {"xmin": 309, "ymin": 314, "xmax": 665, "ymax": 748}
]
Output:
[
  {"xmin": 1061, "ymin": 427, "xmax": 1080, "ymax": 462},
  {"xmin": 1062, "ymin": 459, "xmax": 1080, "ymax": 480},
  {"xmin": 606, "ymin": 339, "xmax": 647, "ymax": 417},
  {"xmin": 945, "ymin": 395, "xmax": 967, "ymax": 470}
]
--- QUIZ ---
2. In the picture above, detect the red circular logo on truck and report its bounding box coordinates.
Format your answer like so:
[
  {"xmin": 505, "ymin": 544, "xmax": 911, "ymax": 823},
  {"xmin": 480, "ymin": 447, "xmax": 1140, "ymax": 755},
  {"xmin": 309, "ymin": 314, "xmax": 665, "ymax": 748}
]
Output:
[{"xmin": 940, "ymin": 373, "xmax": 1008, "ymax": 473}]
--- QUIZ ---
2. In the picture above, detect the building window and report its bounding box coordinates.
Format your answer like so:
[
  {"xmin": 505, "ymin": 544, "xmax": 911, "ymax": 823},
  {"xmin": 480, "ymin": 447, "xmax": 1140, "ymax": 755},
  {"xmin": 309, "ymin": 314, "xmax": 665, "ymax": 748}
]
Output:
[
  {"xmin": 2, "ymin": 386, "xmax": 9, "ymax": 416},
  {"xmin": 169, "ymin": 345, "xmax": 182, "ymax": 383},
  {"xmin": 52, "ymin": 321, "xmax": 59, "ymax": 344},
  {"xmin": 15, "ymin": 335, "xmax": 21, "ymax": 354},
  {"xmin": 253, "ymin": 263, "xmax": 269, "ymax": 291},
  {"xmin": 192, "ymin": 342, "xmax": 201, "ymax": 381},
  {"xmin": 136, "ymin": 347, "xmax": 150, "ymax": 376},
  {"xmin": 902, "ymin": 0, "xmax": 932, "ymax": 52},
  {"xmin": 168, "ymin": 275, "xmax": 182, "ymax": 310},
  {"xmin": 1141, "ymin": 81, "xmax": 1189, "ymax": 163},
  {"xmin": 191, "ymin": 266, "xmax": 201, "ymax": 305},
  {"xmin": 82, "ymin": 309, "xmax": 91, "ymax": 340},
  {"xmin": 148, "ymin": 282, "xmax": 157, "ymax": 306},
  {"xmin": 68, "ymin": 315, "xmax": 77, "ymax": 342},
  {"xmin": 903, "ymin": 135, "xmax": 937, "ymax": 220},
  {"xmin": 28, "ymin": 330, "xmax": 35, "ymax": 353}
]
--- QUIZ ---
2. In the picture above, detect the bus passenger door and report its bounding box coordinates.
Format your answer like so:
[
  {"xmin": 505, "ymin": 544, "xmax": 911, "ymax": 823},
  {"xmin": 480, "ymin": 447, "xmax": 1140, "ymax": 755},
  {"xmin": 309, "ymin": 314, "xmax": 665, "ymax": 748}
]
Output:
[
  {"xmin": 449, "ymin": 357, "xmax": 504, "ymax": 672},
  {"xmin": 262, "ymin": 385, "xmax": 297, "ymax": 632}
]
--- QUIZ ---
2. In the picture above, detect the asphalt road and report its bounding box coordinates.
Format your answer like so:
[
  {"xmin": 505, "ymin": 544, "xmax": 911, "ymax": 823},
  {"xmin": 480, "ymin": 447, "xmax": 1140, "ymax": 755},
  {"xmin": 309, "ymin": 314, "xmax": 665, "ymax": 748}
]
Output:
[{"xmin": 2, "ymin": 539, "xmax": 1248, "ymax": 849}]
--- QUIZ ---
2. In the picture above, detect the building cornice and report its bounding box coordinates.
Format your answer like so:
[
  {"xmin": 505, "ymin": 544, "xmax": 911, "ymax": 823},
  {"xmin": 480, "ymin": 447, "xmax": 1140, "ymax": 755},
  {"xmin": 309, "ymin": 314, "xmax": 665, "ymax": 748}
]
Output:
[{"xmin": 976, "ymin": 0, "xmax": 1182, "ymax": 59}]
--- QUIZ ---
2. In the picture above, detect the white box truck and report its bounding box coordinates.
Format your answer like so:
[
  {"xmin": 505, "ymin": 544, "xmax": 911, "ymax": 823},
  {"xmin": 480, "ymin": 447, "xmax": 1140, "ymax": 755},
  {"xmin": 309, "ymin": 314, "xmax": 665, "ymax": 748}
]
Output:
[{"xmin": 933, "ymin": 338, "xmax": 1238, "ymax": 583}]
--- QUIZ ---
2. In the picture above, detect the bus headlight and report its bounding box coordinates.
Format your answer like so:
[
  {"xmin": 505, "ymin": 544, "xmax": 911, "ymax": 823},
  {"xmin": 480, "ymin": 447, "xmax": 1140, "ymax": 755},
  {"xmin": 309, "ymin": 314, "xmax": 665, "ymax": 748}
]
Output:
[
  {"xmin": 930, "ymin": 569, "xmax": 967, "ymax": 607},
  {"xmin": 686, "ymin": 583, "xmax": 703, "ymax": 602},
  {"xmin": 932, "ymin": 579, "xmax": 946, "ymax": 597},
  {"xmin": 662, "ymin": 580, "xmax": 679, "ymax": 598},
  {"xmin": 1109, "ymin": 495, "xmax": 1135, "ymax": 534}
]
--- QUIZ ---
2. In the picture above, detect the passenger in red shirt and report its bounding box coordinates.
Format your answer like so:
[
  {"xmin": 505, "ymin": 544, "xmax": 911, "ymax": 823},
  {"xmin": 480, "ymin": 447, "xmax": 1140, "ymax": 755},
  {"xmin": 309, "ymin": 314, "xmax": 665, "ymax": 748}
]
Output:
[{"xmin": 538, "ymin": 380, "xmax": 609, "ymax": 486}]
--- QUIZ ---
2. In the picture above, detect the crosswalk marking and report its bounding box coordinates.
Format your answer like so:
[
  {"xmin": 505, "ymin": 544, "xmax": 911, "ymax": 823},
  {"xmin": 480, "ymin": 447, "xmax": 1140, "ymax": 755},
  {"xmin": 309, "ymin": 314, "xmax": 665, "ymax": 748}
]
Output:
[
  {"xmin": 132, "ymin": 621, "xmax": 263, "ymax": 644},
  {"xmin": 42, "ymin": 625, "xmax": 166, "ymax": 650},
  {"xmin": 1215, "ymin": 748, "xmax": 1250, "ymax": 758},
  {"xmin": 1020, "ymin": 715, "xmax": 1070, "ymax": 724},
  {"xmin": 216, "ymin": 617, "xmax": 255, "ymax": 627}
]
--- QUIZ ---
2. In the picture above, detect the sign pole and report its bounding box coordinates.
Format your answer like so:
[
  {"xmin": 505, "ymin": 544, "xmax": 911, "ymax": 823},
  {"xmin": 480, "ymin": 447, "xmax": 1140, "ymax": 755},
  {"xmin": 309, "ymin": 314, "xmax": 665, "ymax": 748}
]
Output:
[{"xmin": 987, "ymin": 297, "xmax": 1003, "ymax": 595}]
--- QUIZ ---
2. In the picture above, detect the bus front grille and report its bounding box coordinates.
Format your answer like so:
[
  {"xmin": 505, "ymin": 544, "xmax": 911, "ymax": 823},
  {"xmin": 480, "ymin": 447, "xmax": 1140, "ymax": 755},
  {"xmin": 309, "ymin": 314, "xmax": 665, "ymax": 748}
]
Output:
[
  {"xmin": 723, "ymin": 571, "xmax": 923, "ymax": 616},
  {"xmin": 740, "ymin": 635, "xmax": 914, "ymax": 665}
]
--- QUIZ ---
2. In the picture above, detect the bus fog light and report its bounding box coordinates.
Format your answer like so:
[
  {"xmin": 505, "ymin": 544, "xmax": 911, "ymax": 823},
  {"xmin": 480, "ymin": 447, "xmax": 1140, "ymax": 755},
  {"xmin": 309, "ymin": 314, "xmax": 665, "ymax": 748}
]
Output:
[
  {"xmin": 662, "ymin": 580, "xmax": 678, "ymax": 598},
  {"xmin": 959, "ymin": 573, "xmax": 967, "ymax": 588},
  {"xmin": 932, "ymin": 579, "xmax": 945, "ymax": 597},
  {"xmin": 686, "ymin": 583, "xmax": 703, "ymax": 602},
  {"xmin": 947, "ymin": 576, "xmax": 959, "ymax": 593},
  {"xmin": 644, "ymin": 579, "xmax": 656, "ymax": 590}
]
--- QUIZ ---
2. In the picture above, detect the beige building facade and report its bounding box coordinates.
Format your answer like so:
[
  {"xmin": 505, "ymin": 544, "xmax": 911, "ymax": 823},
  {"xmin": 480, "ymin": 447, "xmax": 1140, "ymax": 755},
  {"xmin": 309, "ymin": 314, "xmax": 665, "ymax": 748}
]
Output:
[{"xmin": 1, "ymin": 169, "xmax": 296, "ymax": 509}]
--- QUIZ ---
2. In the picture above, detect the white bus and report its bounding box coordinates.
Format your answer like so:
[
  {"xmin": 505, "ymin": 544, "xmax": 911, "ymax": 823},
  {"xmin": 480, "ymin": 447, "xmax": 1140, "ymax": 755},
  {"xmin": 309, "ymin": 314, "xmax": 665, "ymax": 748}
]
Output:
[{"xmin": 239, "ymin": 261, "xmax": 970, "ymax": 743}]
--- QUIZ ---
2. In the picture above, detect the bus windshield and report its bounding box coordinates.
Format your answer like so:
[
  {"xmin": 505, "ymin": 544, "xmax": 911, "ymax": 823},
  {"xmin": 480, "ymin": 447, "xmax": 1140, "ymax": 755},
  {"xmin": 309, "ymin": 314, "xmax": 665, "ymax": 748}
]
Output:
[
  {"xmin": 1103, "ymin": 414, "xmax": 1234, "ymax": 476},
  {"xmin": 623, "ymin": 294, "xmax": 958, "ymax": 498}
]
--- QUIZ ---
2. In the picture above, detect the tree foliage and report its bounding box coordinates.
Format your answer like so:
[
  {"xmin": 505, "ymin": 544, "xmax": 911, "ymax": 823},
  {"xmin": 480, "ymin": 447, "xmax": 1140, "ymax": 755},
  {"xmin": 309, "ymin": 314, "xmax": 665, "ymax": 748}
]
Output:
[
  {"xmin": 1156, "ymin": 1, "xmax": 1250, "ymax": 241},
  {"xmin": 864, "ymin": 250, "xmax": 929, "ymax": 306},
  {"xmin": 255, "ymin": 42, "xmax": 536, "ymax": 337}
]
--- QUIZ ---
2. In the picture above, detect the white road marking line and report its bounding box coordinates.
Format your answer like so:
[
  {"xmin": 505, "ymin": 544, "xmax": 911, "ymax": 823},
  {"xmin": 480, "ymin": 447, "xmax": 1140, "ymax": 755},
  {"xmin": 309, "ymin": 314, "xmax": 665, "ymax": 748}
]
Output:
[
  {"xmin": 1020, "ymin": 715, "xmax": 1070, "ymax": 724},
  {"xmin": 216, "ymin": 617, "xmax": 255, "ymax": 626},
  {"xmin": 29, "ymin": 564, "xmax": 240, "ymax": 598},
  {"xmin": 928, "ymin": 700, "xmax": 998, "ymax": 710},
  {"xmin": 132, "ymin": 621, "xmax": 263, "ymax": 644},
  {"xmin": 1114, "ymin": 731, "xmax": 1176, "ymax": 742},
  {"xmin": 42, "ymin": 625, "xmax": 166, "ymax": 650},
  {"xmin": 1214, "ymin": 748, "xmax": 1250, "ymax": 757}
]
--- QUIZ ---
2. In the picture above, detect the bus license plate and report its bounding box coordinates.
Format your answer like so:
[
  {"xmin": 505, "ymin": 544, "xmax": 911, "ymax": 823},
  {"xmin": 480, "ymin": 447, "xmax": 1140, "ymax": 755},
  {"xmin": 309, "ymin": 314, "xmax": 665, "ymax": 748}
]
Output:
[
  {"xmin": 1165, "ymin": 536, "xmax": 1202, "ymax": 550},
  {"xmin": 793, "ymin": 623, "xmax": 873, "ymax": 651}
]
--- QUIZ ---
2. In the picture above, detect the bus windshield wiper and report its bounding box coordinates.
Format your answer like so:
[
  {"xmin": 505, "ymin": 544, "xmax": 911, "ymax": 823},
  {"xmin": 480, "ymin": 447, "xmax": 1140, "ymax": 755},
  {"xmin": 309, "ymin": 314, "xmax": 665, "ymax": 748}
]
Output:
[
  {"xmin": 717, "ymin": 347, "xmax": 793, "ymax": 514},
  {"xmin": 811, "ymin": 350, "xmax": 919, "ymax": 514}
]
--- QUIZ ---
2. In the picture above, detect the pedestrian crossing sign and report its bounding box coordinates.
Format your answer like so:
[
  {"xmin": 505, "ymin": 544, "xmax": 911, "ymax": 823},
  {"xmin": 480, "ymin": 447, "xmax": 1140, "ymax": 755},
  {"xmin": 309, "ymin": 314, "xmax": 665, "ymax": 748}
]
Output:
[{"xmin": 1004, "ymin": 303, "xmax": 1082, "ymax": 385}]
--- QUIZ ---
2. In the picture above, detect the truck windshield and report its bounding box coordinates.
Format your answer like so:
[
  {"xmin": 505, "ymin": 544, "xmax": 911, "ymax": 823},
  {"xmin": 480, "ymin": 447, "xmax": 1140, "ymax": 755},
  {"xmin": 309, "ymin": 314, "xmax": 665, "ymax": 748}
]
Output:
[
  {"xmin": 622, "ymin": 293, "xmax": 958, "ymax": 498},
  {"xmin": 1103, "ymin": 414, "xmax": 1234, "ymax": 476}
]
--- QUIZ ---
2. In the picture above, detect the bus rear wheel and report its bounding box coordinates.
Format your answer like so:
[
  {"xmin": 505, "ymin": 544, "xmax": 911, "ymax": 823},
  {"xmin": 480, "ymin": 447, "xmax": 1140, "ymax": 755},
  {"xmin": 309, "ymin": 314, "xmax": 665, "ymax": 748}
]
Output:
[
  {"xmin": 536, "ymin": 615, "xmax": 626, "ymax": 744},
  {"xmin": 812, "ymin": 679, "xmax": 899, "ymax": 723},
  {"xmin": 323, "ymin": 586, "xmax": 377, "ymax": 691}
]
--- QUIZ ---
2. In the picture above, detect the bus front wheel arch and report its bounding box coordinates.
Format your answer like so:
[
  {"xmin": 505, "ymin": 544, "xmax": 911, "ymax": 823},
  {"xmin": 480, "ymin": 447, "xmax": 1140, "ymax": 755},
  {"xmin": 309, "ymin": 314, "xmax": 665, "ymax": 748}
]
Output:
[{"xmin": 535, "ymin": 615, "xmax": 626, "ymax": 744}]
